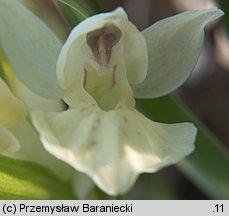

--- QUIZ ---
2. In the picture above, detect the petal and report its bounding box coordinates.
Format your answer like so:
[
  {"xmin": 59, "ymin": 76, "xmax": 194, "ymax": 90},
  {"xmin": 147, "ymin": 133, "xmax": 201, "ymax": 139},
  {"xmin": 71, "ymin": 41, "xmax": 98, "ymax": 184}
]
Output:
[
  {"xmin": 0, "ymin": 77, "xmax": 26, "ymax": 128},
  {"xmin": 57, "ymin": 7, "xmax": 147, "ymax": 90},
  {"xmin": 31, "ymin": 105, "xmax": 196, "ymax": 195},
  {"xmin": 0, "ymin": 125, "xmax": 20, "ymax": 154},
  {"xmin": 133, "ymin": 8, "xmax": 224, "ymax": 98},
  {"xmin": 12, "ymin": 77, "xmax": 65, "ymax": 112},
  {"xmin": 72, "ymin": 172, "xmax": 95, "ymax": 199},
  {"xmin": 9, "ymin": 120, "xmax": 72, "ymax": 181},
  {"xmin": 0, "ymin": 0, "xmax": 63, "ymax": 99}
]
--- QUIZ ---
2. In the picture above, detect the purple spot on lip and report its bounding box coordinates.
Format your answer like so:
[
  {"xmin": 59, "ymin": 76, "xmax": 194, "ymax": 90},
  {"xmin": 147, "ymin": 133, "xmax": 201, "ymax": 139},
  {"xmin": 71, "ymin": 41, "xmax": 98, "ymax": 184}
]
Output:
[
  {"xmin": 86, "ymin": 111, "xmax": 93, "ymax": 117},
  {"xmin": 80, "ymin": 107, "xmax": 87, "ymax": 112},
  {"xmin": 91, "ymin": 140, "xmax": 97, "ymax": 146},
  {"xmin": 92, "ymin": 126, "xmax": 97, "ymax": 131},
  {"xmin": 123, "ymin": 116, "xmax": 128, "ymax": 123},
  {"xmin": 120, "ymin": 127, "xmax": 128, "ymax": 138},
  {"xmin": 137, "ymin": 131, "xmax": 142, "ymax": 136}
]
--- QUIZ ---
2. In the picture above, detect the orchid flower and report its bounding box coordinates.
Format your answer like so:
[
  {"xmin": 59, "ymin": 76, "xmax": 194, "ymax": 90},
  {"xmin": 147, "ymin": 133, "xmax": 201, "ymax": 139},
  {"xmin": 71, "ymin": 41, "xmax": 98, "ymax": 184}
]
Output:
[
  {"xmin": 0, "ymin": 0, "xmax": 224, "ymax": 196},
  {"xmin": 0, "ymin": 77, "xmax": 26, "ymax": 154},
  {"xmin": 0, "ymin": 63, "xmax": 72, "ymax": 182}
]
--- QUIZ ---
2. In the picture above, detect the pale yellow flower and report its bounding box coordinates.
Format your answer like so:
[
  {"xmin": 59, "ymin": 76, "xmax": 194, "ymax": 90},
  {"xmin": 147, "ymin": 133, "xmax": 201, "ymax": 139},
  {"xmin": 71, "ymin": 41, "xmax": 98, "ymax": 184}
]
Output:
[
  {"xmin": 31, "ymin": 8, "xmax": 222, "ymax": 195},
  {"xmin": 0, "ymin": 1, "xmax": 224, "ymax": 196}
]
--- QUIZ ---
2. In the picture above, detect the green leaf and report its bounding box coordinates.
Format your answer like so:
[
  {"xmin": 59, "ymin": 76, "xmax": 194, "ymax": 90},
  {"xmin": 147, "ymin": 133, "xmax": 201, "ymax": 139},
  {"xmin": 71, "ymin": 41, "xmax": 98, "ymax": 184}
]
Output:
[
  {"xmin": 57, "ymin": 0, "xmax": 91, "ymax": 26},
  {"xmin": 136, "ymin": 96, "xmax": 229, "ymax": 199},
  {"xmin": 133, "ymin": 8, "xmax": 224, "ymax": 99},
  {"xmin": 0, "ymin": 155, "xmax": 74, "ymax": 199},
  {"xmin": 0, "ymin": 0, "xmax": 63, "ymax": 99},
  {"xmin": 89, "ymin": 0, "xmax": 102, "ymax": 13},
  {"xmin": 19, "ymin": 0, "xmax": 70, "ymax": 42},
  {"xmin": 218, "ymin": 0, "xmax": 229, "ymax": 34}
]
